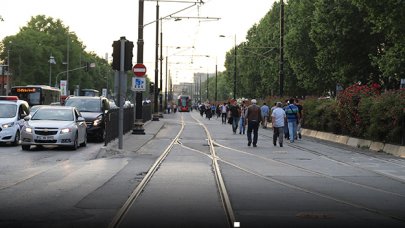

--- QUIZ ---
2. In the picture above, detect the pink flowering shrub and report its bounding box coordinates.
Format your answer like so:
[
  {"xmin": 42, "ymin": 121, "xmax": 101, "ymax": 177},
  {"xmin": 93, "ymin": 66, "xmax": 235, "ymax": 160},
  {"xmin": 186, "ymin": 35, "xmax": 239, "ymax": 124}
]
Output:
[
  {"xmin": 337, "ymin": 83, "xmax": 380, "ymax": 137},
  {"xmin": 301, "ymin": 86, "xmax": 404, "ymax": 145}
]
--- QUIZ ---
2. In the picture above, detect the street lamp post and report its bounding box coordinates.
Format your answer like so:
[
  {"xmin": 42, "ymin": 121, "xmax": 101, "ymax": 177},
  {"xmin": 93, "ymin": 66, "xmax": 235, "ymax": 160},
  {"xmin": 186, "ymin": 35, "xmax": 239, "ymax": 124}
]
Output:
[
  {"xmin": 49, "ymin": 55, "xmax": 56, "ymax": 86},
  {"xmin": 233, "ymin": 34, "xmax": 237, "ymax": 100},
  {"xmin": 206, "ymin": 72, "xmax": 209, "ymax": 100},
  {"xmin": 219, "ymin": 35, "xmax": 237, "ymax": 100},
  {"xmin": 279, "ymin": 0, "xmax": 285, "ymax": 97},
  {"xmin": 152, "ymin": 1, "xmax": 160, "ymax": 121},
  {"xmin": 215, "ymin": 61, "xmax": 217, "ymax": 102}
]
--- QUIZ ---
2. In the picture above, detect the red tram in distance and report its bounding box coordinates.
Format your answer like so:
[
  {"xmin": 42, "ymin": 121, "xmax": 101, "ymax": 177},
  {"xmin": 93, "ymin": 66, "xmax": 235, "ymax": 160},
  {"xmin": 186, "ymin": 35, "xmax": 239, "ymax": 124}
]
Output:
[{"xmin": 177, "ymin": 95, "xmax": 191, "ymax": 112}]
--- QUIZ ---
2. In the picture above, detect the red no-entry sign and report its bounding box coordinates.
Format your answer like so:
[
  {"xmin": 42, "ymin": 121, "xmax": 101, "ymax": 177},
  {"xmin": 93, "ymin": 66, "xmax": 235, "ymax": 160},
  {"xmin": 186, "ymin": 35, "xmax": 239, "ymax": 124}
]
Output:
[{"xmin": 132, "ymin": 63, "xmax": 147, "ymax": 77}]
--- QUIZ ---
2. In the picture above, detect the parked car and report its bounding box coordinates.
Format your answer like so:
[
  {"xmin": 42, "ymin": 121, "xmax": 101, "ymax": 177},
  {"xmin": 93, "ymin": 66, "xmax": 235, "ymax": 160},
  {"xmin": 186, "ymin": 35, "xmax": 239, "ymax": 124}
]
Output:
[
  {"xmin": 64, "ymin": 96, "xmax": 110, "ymax": 142},
  {"xmin": 0, "ymin": 96, "xmax": 30, "ymax": 145},
  {"xmin": 21, "ymin": 106, "xmax": 87, "ymax": 150}
]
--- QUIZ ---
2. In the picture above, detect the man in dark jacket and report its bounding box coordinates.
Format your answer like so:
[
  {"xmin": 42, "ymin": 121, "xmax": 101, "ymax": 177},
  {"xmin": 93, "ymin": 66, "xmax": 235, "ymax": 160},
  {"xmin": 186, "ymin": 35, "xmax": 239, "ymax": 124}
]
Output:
[
  {"xmin": 229, "ymin": 99, "xmax": 241, "ymax": 134},
  {"xmin": 245, "ymin": 99, "xmax": 262, "ymax": 147}
]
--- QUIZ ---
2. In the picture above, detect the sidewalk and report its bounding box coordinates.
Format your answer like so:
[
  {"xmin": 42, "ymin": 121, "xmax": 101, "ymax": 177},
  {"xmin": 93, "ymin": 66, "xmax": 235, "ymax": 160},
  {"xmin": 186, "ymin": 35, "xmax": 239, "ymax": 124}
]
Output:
[{"xmin": 97, "ymin": 120, "xmax": 165, "ymax": 158}]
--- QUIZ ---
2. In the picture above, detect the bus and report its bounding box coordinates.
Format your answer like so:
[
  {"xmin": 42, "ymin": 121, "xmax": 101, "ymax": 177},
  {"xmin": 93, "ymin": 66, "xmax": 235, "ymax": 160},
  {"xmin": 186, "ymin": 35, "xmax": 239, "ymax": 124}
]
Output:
[
  {"xmin": 80, "ymin": 89, "xmax": 99, "ymax": 97},
  {"xmin": 177, "ymin": 95, "xmax": 191, "ymax": 112},
  {"xmin": 10, "ymin": 85, "xmax": 61, "ymax": 107}
]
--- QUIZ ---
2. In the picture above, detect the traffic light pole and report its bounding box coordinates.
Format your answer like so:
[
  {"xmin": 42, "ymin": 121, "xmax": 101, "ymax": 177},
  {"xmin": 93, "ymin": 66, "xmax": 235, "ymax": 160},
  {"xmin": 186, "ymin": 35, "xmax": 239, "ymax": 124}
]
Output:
[
  {"xmin": 132, "ymin": 0, "xmax": 146, "ymax": 135},
  {"xmin": 152, "ymin": 1, "xmax": 160, "ymax": 121}
]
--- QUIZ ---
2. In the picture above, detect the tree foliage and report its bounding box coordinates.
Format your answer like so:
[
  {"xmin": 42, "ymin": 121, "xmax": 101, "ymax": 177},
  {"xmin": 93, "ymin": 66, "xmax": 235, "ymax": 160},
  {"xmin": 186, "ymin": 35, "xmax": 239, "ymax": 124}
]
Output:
[
  {"xmin": 0, "ymin": 15, "xmax": 113, "ymax": 95},
  {"xmin": 219, "ymin": 0, "xmax": 404, "ymax": 99}
]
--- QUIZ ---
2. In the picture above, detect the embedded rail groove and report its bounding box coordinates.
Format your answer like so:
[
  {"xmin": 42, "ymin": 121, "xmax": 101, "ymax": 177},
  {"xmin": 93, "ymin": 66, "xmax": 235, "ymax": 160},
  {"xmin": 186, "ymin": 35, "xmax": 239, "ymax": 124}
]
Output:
[{"xmin": 108, "ymin": 115, "xmax": 185, "ymax": 228}]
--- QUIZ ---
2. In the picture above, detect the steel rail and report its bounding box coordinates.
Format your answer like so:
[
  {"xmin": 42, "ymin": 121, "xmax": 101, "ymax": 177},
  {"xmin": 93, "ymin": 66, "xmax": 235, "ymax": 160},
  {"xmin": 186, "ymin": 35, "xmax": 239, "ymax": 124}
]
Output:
[
  {"xmin": 108, "ymin": 115, "xmax": 185, "ymax": 228},
  {"xmin": 212, "ymin": 140, "xmax": 405, "ymax": 198},
  {"xmin": 191, "ymin": 114, "xmax": 237, "ymax": 228},
  {"xmin": 219, "ymin": 158, "xmax": 405, "ymax": 223}
]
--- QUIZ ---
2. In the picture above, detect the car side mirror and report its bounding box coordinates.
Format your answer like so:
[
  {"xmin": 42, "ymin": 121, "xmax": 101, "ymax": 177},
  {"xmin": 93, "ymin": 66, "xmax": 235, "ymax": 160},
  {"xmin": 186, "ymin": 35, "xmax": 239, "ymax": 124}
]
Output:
[{"xmin": 77, "ymin": 117, "xmax": 85, "ymax": 122}]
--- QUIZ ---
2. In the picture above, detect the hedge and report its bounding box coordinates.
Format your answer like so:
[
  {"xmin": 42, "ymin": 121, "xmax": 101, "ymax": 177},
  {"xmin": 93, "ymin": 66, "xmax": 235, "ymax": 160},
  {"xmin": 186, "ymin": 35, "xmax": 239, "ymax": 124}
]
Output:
[{"xmin": 299, "ymin": 86, "xmax": 405, "ymax": 145}]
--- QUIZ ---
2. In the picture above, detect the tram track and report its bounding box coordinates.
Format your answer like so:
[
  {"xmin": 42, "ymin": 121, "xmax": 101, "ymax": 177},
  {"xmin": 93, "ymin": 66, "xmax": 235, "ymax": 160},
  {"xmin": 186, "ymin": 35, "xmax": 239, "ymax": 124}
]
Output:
[
  {"xmin": 109, "ymin": 112, "xmax": 405, "ymax": 227},
  {"xmin": 109, "ymin": 113, "xmax": 237, "ymax": 228},
  {"xmin": 240, "ymin": 127, "xmax": 405, "ymax": 186},
  {"xmin": 212, "ymin": 140, "xmax": 405, "ymax": 198},
  {"xmin": 108, "ymin": 115, "xmax": 186, "ymax": 228},
  {"xmin": 186, "ymin": 114, "xmax": 405, "ymax": 223}
]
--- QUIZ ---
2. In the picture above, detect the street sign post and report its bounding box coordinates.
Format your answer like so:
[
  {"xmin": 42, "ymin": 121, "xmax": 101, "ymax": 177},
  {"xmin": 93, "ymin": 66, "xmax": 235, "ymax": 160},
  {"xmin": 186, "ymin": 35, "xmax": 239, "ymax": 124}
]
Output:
[
  {"xmin": 132, "ymin": 77, "xmax": 146, "ymax": 91},
  {"xmin": 132, "ymin": 63, "xmax": 147, "ymax": 77}
]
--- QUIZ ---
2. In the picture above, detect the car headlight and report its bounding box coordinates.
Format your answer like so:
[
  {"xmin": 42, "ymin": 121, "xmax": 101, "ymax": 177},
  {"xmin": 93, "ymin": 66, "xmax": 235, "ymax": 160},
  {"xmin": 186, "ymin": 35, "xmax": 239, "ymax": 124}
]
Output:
[
  {"xmin": 25, "ymin": 127, "xmax": 33, "ymax": 133},
  {"xmin": 2, "ymin": 122, "xmax": 15, "ymax": 128},
  {"xmin": 60, "ymin": 128, "xmax": 72, "ymax": 134},
  {"xmin": 93, "ymin": 115, "xmax": 103, "ymax": 126}
]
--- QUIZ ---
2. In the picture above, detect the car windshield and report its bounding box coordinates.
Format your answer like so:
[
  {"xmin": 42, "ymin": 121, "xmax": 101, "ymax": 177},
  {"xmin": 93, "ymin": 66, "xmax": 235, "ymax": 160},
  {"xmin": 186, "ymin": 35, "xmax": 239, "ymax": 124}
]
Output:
[
  {"xmin": 32, "ymin": 108, "xmax": 73, "ymax": 121},
  {"xmin": 0, "ymin": 104, "xmax": 17, "ymax": 118},
  {"xmin": 65, "ymin": 99, "xmax": 101, "ymax": 112}
]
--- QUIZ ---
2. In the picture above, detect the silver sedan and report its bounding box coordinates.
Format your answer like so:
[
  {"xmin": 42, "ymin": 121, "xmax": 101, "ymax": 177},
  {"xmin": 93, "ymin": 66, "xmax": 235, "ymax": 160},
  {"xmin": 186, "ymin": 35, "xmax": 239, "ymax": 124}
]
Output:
[{"xmin": 21, "ymin": 106, "xmax": 87, "ymax": 150}]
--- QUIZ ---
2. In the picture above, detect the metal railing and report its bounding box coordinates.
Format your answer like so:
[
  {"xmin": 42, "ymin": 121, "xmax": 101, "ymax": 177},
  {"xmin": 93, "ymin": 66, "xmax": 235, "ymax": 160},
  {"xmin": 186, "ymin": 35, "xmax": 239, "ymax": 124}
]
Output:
[{"xmin": 104, "ymin": 104, "xmax": 152, "ymax": 145}]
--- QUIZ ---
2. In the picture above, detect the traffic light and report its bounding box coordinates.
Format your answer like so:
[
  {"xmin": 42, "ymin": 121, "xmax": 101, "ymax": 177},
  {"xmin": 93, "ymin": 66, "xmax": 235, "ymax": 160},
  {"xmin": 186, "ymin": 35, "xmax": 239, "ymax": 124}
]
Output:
[
  {"xmin": 112, "ymin": 41, "xmax": 120, "ymax": 71},
  {"xmin": 124, "ymin": 41, "xmax": 134, "ymax": 71},
  {"xmin": 149, "ymin": 82, "xmax": 154, "ymax": 94},
  {"xmin": 85, "ymin": 62, "xmax": 90, "ymax": 72}
]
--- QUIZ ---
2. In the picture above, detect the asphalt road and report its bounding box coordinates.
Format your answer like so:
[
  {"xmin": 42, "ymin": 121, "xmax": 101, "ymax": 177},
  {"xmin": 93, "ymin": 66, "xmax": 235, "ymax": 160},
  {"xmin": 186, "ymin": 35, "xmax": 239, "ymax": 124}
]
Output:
[{"xmin": 1, "ymin": 111, "xmax": 405, "ymax": 228}]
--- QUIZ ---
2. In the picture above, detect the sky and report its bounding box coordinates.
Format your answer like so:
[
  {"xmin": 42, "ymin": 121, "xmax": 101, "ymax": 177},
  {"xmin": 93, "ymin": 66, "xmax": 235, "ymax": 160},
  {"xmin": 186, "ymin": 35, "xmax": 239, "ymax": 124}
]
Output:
[{"xmin": 1, "ymin": 0, "xmax": 275, "ymax": 84}]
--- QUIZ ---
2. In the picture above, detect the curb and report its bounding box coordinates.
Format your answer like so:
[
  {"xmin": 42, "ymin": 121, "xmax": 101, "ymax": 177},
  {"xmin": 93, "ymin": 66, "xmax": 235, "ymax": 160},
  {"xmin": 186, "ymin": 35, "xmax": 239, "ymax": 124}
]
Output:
[{"xmin": 302, "ymin": 128, "xmax": 405, "ymax": 158}]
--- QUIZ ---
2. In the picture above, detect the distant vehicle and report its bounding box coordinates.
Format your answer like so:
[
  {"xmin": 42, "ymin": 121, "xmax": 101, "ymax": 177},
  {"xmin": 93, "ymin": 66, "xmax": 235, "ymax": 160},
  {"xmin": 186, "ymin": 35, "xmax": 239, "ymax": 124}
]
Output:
[
  {"xmin": 21, "ymin": 106, "xmax": 87, "ymax": 150},
  {"xmin": 177, "ymin": 95, "xmax": 191, "ymax": 112},
  {"xmin": 80, "ymin": 89, "xmax": 99, "ymax": 97},
  {"xmin": 10, "ymin": 85, "xmax": 61, "ymax": 107},
  {"xmin": 64, "ymin": 96, "xmax": 110, "ymax": 142},
  {"xmin": 0, "ymin": 96, "xmax": 30, "ymax": 145}
]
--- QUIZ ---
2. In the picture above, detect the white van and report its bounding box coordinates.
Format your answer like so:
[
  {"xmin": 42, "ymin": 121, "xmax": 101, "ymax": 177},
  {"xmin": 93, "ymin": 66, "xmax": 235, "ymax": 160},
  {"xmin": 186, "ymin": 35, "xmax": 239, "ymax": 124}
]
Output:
[{"xmin": 0, "ymin": 96, "xmax": 30, "ymax": 145}]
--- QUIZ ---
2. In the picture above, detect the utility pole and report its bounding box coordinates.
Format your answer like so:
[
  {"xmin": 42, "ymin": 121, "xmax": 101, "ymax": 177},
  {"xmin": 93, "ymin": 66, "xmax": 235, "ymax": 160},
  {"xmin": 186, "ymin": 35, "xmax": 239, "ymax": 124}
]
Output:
[
  {"xmin": 206, "ymin": 72, "xmax": 209, "ymax": 100},
  {"xmin": 279, "ymin": 0, "xmax": 284, "ymax": 97},
  {"xmin": 132, "ymin": 0, "xmax": 146, "ymax": 135},
  {"xmin": 152, "ymin": 1, "xmax": 160, "ymax": 121},
  {"xmin": 159, "ymin": 19, "xmax": 163, "ymax": 118},
  {"xmin": 234, "ymin": 35, "xmax": 237, "ymax": 100},
  {"xmin": 215, "ymin": 63, "xmax": 217, "ymax": 102}
]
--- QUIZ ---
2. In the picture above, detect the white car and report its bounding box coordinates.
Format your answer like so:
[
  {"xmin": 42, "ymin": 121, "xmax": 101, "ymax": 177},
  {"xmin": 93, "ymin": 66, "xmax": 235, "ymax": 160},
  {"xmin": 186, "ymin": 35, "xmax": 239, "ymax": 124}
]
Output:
[
  {"xmin": 0, "ymin": 96, "xmax": 30, "ymax": 145},
  {"xmin": 21, "ymin": 106, "xmax": 87, "ymax": 150}
]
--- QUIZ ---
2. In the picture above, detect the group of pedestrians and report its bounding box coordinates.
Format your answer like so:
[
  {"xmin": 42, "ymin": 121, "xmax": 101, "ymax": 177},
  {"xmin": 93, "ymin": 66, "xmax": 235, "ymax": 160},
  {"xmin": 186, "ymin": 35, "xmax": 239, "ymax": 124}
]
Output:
[{"xmin": 202, "ymin": 98, "xmax": 303, "ymax": 148}]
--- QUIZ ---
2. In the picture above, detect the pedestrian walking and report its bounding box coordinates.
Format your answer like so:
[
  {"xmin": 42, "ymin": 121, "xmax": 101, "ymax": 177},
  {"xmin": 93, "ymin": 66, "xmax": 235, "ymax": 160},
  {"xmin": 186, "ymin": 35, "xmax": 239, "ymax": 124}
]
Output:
[
  {"xmin": 271, "ymin": 102, "xmax": 286, "ymax": 147},
  {"xmin": 285, "ymin": 98, "xmax": 300, "ymax": 143},
  {"xmin": 167, "ymin": 103, "xmax": 171, "ymax": 114},
  {"xmin": 283, "ymin": 100, "xmax": 290, "ymax": 140},
  {"xmin": 229, "ymin": 99, "xmax": 241, "ymax": 134},
  {"xmin": 216, "ymin": 104, "xmax": 221, "ymax": 118},
  {"xmin": 260, "ymin": 102, "xmax": 270, "ymax": 129},
  {"xmin": 221, "ymin": 102, "xmax": 228, "ymax": 124},
  {"xmin": 245, "ymin": 99, "xmax": 262, "ymax": 147},
  {"xmin": 205, "ymin": 103, "xmax": 212, "ymax": 120},
  {"xmin": 295, "ymin": 98, "xmax": 304, "ymax": 140},
  {"xmin": 239, "ymin": 100, "xmax": 247, "ymax": 134}
]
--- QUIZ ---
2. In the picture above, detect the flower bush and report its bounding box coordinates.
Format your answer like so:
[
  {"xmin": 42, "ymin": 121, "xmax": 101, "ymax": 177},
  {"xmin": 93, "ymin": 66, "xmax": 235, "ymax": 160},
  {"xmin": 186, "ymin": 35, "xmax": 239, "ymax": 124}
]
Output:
[
  {"xmin": 300, "ymin": 87, "xmax": 404, "ymax": 145},
  {"xmin": 337, "ymin": 83, "xmax": 380, "ymax": 137}
]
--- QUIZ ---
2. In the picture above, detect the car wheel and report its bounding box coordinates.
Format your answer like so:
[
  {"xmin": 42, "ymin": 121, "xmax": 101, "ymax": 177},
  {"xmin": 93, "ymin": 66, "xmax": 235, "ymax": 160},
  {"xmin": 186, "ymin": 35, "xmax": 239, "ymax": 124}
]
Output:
[
  {"xmin": 12, "ymin": 130, "xmax": 21, "ymax": 146},
  {"xmin": 71, "ymin": 133, "xmax": 79, "ymax": 150},
  {"xmin": 22, "ymin": 145, "xmax": 30, "ymax": 151},
  {"xmin": 80, "ymin": 133, "xmax": 87, "ymax": 147}
]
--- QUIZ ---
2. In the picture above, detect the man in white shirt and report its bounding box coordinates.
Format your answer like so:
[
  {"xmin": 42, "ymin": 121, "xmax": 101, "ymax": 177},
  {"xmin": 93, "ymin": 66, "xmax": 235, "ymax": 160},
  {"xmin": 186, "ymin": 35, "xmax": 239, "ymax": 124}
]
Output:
[{"xmin": 271, "ymin": 102, "xmax": 287, "ymax": 147}]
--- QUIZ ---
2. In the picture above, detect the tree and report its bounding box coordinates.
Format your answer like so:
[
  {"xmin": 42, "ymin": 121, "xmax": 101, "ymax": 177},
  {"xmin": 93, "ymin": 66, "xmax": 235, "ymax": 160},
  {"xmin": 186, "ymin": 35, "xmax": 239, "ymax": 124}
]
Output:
[
  {"xmin": 0, "ymin": 15, "xmax": 112, "ymax": 94},
  {"xmin": 310, "ymin": 0, "xmax": 379, "ymax": 92},
  {"xmin": 352, "ymin": 0, "xmax": 405, "ymax": 89}
]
